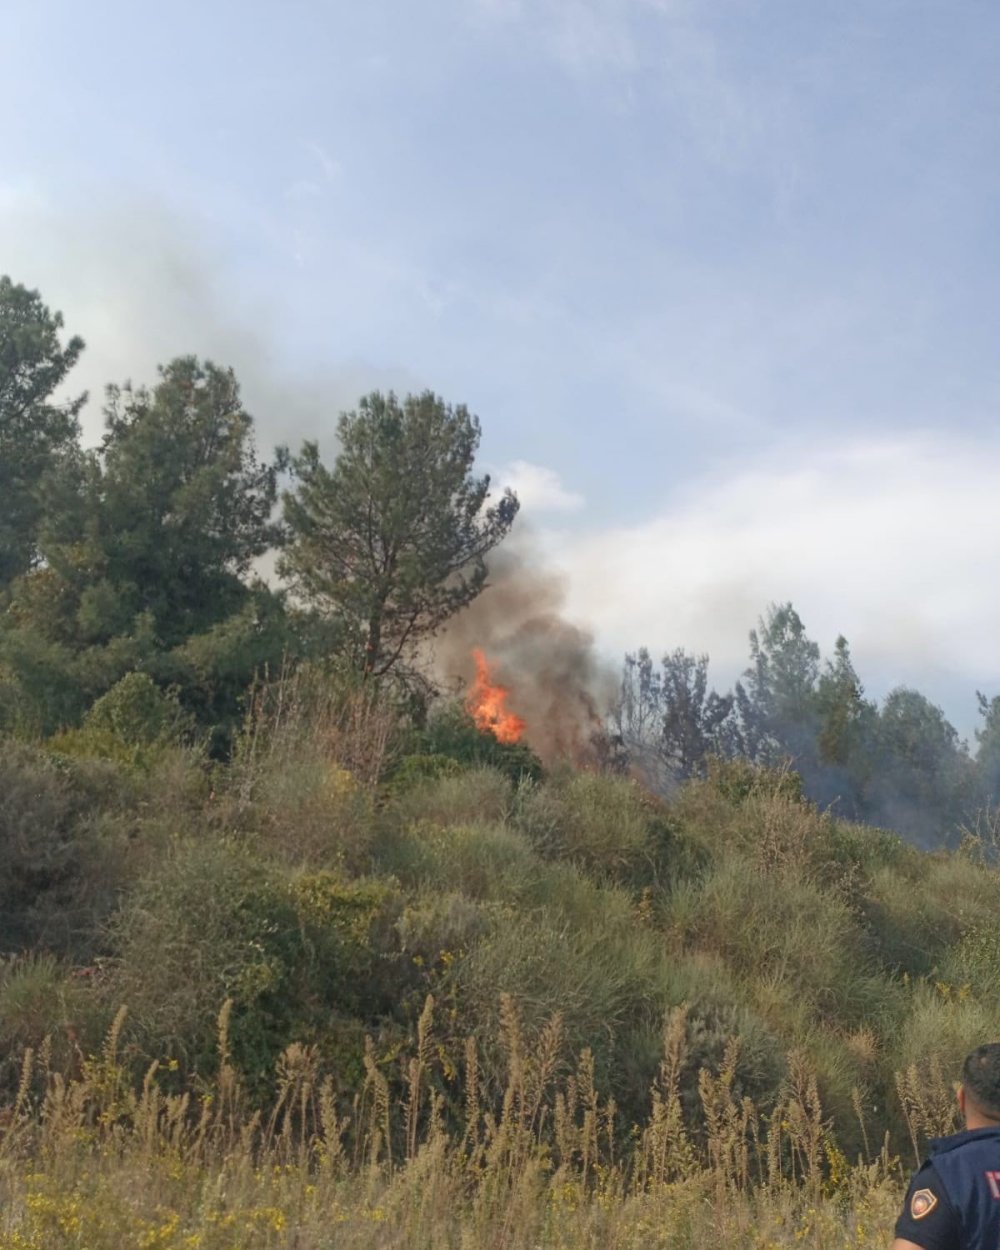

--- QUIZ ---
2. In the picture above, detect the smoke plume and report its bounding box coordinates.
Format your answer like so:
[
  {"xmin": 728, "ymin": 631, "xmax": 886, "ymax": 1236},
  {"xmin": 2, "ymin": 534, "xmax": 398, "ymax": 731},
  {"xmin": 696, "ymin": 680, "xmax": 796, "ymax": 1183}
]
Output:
[{"xmin": 432, "ymin": 533, "xmax": 618, "ymax": 766}]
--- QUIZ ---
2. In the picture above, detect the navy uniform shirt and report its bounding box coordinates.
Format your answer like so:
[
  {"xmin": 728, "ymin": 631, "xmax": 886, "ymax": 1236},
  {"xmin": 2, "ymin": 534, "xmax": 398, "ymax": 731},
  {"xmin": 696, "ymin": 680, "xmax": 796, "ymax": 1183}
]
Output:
[{"xmin": 895, "ymin": 1127, "xmax": 1000, "ymax": 1250}]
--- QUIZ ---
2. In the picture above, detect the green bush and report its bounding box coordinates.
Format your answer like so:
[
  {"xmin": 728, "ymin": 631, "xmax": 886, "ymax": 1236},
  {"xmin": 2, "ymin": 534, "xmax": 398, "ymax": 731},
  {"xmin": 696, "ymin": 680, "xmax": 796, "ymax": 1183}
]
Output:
[
  {"xmin": 389, "ymin": 753, "xmax": 463, "ymax": 789},
  {"xmin": 47, "ymin": 672, "xmax": 195, "ymax": 770},
  {"xmin": 513, "ymin": 772, "xmax": 664, "ymax": 881},
  {"xmin": 0, "ymin": 953, "xmax": 108, "ymax": 1091},
  {"xmin": 668, "ymin": 856, "xmax": 890, "ymax": 1032},
  {"xmin": 85, "ymin": 672, "xmax": 191, "ymax": 744},
  {"xmin": 107, "ymin": 840, "xmax": 407, "ymax": 1083},
  {"xmin": 389, "ymin": 766, "xmax": 513, "ymax": 830},
  {"xmin": 0, "ymin": 740, "xmax": 90, "ymax": 949},
  {"xmin": 864, "ymin": 854, "xmax": 997, "ymax": 978},
  {"xmin": 412, "ymin": 701, "xmax": 542, "ymax": 782},
  {"xmin": 382, "ymin": 819, "xmax": 537, "ymax": 901},
  {"xmin": 445, "ymin": 901, "xmax": 665, "ymax": 1098},
  {"xmin": 238, "ymin": 745, "xmax": 377, "ymax": 870}
]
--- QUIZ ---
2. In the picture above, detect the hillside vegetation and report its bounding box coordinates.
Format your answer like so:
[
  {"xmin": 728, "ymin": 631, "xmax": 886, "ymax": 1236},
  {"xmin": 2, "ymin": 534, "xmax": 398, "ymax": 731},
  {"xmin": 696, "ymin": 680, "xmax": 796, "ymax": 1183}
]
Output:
[
  {"xmin": 0, "ymin": 670, "xmax": 997, "ymax": 1246},
  {"xmin": 4, "ymin": 274, "xmax": 999, "ymax": 1244}
]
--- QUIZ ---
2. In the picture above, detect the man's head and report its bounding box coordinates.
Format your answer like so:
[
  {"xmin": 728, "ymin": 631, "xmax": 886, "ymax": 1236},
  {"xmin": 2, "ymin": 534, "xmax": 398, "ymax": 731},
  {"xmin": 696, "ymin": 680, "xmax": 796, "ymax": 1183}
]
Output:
[{"xmin": 959, "ymin": 1044, "xmax": 1000, "ymax": 1126}]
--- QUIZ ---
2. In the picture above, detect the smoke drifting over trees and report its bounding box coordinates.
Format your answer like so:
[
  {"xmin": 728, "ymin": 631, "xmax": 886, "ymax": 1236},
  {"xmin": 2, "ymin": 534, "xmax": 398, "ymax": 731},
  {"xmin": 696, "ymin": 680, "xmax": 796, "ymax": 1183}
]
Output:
[
  {"xmin": 3, "ymin": 270, "xmax": 1000, "ymax": 847},
  {"xmin": 617, "ymin": 604, "xmax": 986, "ymax": 849}
]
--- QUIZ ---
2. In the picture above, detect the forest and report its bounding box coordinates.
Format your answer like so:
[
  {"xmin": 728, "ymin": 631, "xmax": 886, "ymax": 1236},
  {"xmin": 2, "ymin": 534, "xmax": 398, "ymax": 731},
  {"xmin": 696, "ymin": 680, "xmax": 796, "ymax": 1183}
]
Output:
[{"xmin": 2, "ymin": 276, "xmax": 1000, "ymax": 1247}]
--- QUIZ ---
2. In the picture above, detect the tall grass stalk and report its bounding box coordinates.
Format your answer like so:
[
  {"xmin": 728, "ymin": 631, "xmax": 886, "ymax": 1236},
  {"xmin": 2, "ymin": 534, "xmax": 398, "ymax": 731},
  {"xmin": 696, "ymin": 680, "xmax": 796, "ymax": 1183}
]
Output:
[{"xmin": 0, "ymin": 995, "xmax": 921, "ymax": 1249}]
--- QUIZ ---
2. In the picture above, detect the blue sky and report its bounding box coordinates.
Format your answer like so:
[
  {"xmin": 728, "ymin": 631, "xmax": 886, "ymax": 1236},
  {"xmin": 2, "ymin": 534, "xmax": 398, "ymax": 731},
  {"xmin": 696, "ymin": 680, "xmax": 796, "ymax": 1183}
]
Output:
[{"xmin": 4, "ymin": 0, "xmax": 1000, "ymax": 733}]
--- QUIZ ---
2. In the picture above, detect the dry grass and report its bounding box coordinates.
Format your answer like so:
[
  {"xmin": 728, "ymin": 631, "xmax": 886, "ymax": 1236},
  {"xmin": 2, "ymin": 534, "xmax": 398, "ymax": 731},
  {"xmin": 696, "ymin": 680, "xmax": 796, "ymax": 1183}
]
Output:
[{"xmin": 0, "ymin": 997, "xmax": 931, "ymax": 1250}]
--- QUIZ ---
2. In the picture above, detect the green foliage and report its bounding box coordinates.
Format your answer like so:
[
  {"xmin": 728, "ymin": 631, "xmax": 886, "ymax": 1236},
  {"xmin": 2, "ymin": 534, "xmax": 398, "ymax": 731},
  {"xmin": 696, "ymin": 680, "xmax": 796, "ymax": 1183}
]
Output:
[
  {"xmin": 0, "ymin": 740, "xmax": 89, "ymax": 949},
  {"xmin": 866, "ymin": 687, "xmax": 974, "ymax": 846},
  {"xmin": 0, "ymin": 276, "xmax": 85, "ymax": 588},
  {"xmin": 939, "ymin": 922, "xmax": 1000, "ymax": 1001},
  {"xmin": 736, "ymin": 602, "xmax": 821, "ymax": 768},
  {"xmin": 280, "ymin": 390, "xmax": 519, "ymax": 677},
  {"xmin": 390, "ymin": 766, "xmax": 514, "ymax": 830},
  {"xmin": 615, "ymin": 647, "xmax": 737, "ymax": 787},
  {"xmin": 513, "ymin": 771, "xmax": 664, "ymax": 881},
  {"xmin": 108, "ymin": 840, "xmax": 406, "ymax": 1082},
  {"xmin": 44, "ymin": 673, "xmax": 194, "ymax": 771},
  {"xmin": 445, "ymin": 897, "xmax": 667, "ymax": 1103},
  {"xmin": 0, "ymin": 355, "xmax": 292, "ymax": 746},
  {"xmin": 0, "ymin": 735, "xmax": 166, "ymax": 950},
  {"xmin": 389, "ymin": 752, "xmax": 463, "ymax": 789},
  {"xmin": 95, "ymin": 357, "xmax": 281, "ymax": 644},
  {"xmin": 85, "ymin": 672, "xmax": 190, "ymax": 744},
  {"xmin": 411, "ymin": 700, "xmax": 543, "ymax": 782}
]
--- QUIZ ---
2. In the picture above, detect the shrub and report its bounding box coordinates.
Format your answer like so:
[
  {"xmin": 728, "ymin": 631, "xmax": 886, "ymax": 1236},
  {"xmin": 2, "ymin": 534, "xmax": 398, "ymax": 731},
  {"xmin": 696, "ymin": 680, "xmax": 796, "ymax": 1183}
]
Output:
[
  {"xmin": 0, "ymin": 740, "xmax": 89, "ymax": 950},
  {"xmin": 47, "ymin": 672, "xmax": 195, "ymax": 769},
  {"xmin": 513, "ymin": 772, "xmax": 663, "ymax": 880},
  {"xmin": 865, "ymin": 854, "xmax": 997, "ymax": 978},
  {"xmin": 233, "ymin": 663, "xmax": 403, "ymax": 790},
  {"xmin": 107, "ymin": 840, "xmax": 406, "ymax": 1083},
  {"xmin": 445, "ymin": 901, "xmax": 666, "ymax": 1102},
  {"xmin": 0, "ymin": 953, "xmax": 108, "ymax": 1091},
  {"xmin": 389, "ymin": 752, "xmax": 463, "ymax": 789},
  {"xmin": 239, "ymin": 745, "xmax": 377, "ymax": 870},
  {"xmin": 939, "ymin": 922, "xmax": 1000, "ymax": 1001},
  {"xmin": 389, "ymin": 766, "xmax": 513, "ymax": 830},
  {"xmin": 85, "ymin": 672, "xmax": 191, "ymax": 745},
  {"xmin": 412, "ymin": 701, "xmax": 543, "ymax": 782},
  {"xmin": 382, "ymin": 819, "xmax": 537, "ymax": 902},
  {"xmin": 667, "ymin": 857, "xmax": 889, "ymax": 1032}
]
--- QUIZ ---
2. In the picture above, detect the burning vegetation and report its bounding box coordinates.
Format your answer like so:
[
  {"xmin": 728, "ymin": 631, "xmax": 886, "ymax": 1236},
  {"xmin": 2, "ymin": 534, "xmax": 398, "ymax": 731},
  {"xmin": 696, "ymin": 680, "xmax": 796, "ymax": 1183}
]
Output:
[
  {"xmin": 466, "ymin": 648, "xmax": 526, "ymax": 744},
  {"xmin": 435, "ymin": 540, "xmax": 617, "ymax": 768}
]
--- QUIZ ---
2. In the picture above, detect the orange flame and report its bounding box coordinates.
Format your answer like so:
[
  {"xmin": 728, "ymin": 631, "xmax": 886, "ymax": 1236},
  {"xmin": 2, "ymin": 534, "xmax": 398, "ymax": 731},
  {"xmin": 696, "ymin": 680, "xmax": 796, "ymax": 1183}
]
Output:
[{"xmin": 467, "ymin": 648, "xmax": 526, "ymax": 744}]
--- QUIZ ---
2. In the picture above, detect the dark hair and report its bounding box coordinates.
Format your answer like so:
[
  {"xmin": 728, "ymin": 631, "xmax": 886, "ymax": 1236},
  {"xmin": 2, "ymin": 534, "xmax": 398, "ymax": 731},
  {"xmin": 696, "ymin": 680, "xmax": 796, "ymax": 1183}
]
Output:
[{"xmin": 962, "ymin": 1045, "xmax": 1000, "ymax": 1117}]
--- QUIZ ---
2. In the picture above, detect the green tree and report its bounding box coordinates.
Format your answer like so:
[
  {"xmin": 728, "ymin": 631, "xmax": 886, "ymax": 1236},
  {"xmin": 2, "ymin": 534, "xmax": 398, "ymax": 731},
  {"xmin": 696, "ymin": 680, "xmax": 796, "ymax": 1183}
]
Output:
[
  {"xmin": 1, "ymin": 357, "xmax": 291, "ymax": 744},
  {"xmin": 0, "ymin": 277, "xmax": 85, "ymax": 587},
  {"xmin": 974, "ymin": 691, "xmax": 1000, "ymax": 807},
  {"xmin": 868, "ymin": 687, "xmax": 972, "ymax": 846},
  {"xmin": 816, "ymin": 637, "xmax": 867, "ymax": 765},
  {"xmin": 281, "ymin": 390, "xmax": 519, "ymax": 678},
  {"xmin": 813, "ymin": 635, "xmax": 879, "ymax": 818},
  {"xmin": 614, "ymin": 648, "xmax": 735, "ymax": 790},
  {"xmin": 735, "ymin": 603, "xmax": 820, "ymax": 768},
  {"xmin": 94, "ymin": 356, "xmax": 281, "ymax": 644}
]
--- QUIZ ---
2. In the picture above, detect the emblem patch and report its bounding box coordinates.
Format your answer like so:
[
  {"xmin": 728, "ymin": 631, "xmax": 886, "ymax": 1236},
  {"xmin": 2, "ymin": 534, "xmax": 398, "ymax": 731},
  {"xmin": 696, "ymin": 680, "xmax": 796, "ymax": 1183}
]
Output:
[{"xmin": 911, "ymin": 1188, "xmax": 938, "ymax": 1220}]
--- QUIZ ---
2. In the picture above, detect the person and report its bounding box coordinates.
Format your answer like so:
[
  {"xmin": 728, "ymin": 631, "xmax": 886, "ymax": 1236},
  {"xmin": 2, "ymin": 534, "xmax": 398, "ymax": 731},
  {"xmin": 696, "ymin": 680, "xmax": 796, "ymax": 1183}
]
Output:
[{"xmin": 892, "ymin": 1044, "xmax": 1000, "ymax": 1250}]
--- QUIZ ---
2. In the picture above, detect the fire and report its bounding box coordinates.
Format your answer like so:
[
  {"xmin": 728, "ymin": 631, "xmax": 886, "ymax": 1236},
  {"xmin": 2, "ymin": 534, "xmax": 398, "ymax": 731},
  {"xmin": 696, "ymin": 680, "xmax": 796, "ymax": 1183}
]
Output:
[{"xmin": 467, "ymin": 648, "xmax": 525, "ymax": 744}]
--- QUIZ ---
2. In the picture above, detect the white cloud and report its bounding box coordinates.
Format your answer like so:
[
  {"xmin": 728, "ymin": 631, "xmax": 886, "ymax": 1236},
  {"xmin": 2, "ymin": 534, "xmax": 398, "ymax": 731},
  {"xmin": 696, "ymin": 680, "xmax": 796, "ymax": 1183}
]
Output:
[
  {"xmin": 501, "ymin": 460, "xmax": 585, "ymax": 512},
  {"xmin": 552, "ymin": 433, "xmax": 1000, "ymax": 724}
]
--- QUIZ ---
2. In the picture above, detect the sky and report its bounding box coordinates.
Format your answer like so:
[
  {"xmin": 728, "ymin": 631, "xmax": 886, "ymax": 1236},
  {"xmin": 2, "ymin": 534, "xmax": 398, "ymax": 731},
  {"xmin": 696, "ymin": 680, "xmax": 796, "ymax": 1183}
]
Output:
[{"xmin": 3, "ymin": 0, "xmax": 1000, "ymax": 736}]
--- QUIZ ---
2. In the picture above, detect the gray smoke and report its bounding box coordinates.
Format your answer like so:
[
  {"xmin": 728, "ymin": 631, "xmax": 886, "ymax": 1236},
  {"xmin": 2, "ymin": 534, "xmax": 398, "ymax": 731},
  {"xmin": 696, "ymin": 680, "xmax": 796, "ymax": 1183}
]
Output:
[
  {"xmin": 431, "ymin": 533, "xmax": 618, "ymax": 766},
  {"xmin": 0, "ymin": 192, "xmax": 417, "ymax": 455}
]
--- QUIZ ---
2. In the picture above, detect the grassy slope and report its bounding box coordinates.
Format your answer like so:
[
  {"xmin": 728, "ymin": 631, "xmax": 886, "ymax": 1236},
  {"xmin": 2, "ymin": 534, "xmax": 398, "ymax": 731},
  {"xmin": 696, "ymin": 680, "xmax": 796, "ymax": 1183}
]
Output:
[{"xmin": 1, "ymin": 706, "xmax": 998, "ymax": 1247}]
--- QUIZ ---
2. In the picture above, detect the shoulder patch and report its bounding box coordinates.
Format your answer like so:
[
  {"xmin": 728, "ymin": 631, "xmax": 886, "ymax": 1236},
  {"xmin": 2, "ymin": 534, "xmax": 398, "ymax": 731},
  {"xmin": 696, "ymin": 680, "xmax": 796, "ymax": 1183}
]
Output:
[{"xmin": 911, "ymin": 1188, "xmax": 938, "ymax": 1220}]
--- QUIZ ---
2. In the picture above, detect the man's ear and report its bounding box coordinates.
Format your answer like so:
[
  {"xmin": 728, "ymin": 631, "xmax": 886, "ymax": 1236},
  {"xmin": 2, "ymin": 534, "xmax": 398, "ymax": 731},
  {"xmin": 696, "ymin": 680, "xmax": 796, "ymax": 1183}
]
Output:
[{"xmin": 958, "ymin": 1084, "xmax": 967, "ymax": 1118}]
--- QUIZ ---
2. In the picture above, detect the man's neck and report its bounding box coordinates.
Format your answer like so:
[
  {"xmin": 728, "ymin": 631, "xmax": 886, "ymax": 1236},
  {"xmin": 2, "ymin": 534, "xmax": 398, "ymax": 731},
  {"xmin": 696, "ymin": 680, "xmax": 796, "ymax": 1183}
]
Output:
[{"xmin": 964, "ymin": 1112, "xmax": 1000, "ymax": 1131}]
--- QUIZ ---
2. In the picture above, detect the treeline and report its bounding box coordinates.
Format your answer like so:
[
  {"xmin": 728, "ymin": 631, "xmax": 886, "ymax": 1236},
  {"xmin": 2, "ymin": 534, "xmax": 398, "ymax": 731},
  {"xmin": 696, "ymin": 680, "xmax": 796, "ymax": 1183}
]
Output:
[
  {"xmin": 3, "ymin": 274, "xmax": 999, "ymax": 848},
  {"xmin": 0, "ymin": 276, "xmax": 517, "ymax": 753},
  {"xmin": 618, "ymin": 607, "xmax": 1000, "ymax": 847}
]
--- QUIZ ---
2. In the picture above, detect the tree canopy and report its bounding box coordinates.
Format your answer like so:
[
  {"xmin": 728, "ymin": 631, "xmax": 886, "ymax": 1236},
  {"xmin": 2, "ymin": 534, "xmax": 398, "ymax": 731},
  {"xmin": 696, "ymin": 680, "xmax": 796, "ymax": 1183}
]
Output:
[
  {"xmin": 0, "ymin": 277, "xmax": 85, "ymax": 588},
  {"xmin": 0, "ymin": 354, "xmax": 291, "ymax": 745},
  {"xmin": 280, "ymin": 390, "xmax": 519, "ymax": 678}
]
